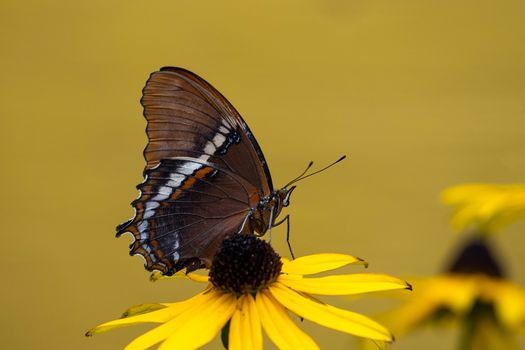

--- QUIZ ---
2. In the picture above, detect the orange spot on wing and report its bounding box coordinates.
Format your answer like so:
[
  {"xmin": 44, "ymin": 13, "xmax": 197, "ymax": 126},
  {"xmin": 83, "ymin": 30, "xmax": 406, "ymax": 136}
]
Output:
[
  {"xmin": 152, "ymin": 244, "xmax": 164, "ymax": 259},
  {"xmin": 168, "ymin": 166, "xmax": 214, "ymax": 201}
]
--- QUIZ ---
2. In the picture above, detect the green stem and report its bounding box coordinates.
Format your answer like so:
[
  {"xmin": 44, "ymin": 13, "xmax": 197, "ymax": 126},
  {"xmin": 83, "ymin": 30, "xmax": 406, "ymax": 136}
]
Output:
[{"xmin": 458, "ymin": 302, "xmax": 517, "ymax": 350}]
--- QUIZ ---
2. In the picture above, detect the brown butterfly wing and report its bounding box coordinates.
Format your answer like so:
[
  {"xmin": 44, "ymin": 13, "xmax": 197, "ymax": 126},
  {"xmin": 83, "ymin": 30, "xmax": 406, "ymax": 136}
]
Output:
[
  {"xmin": 142, "ymin": 67, "xmax": 273, "ymax": 193},
  {"xmin": 117, "ymin": 68, "xmax": 273, "ymax": 274}
]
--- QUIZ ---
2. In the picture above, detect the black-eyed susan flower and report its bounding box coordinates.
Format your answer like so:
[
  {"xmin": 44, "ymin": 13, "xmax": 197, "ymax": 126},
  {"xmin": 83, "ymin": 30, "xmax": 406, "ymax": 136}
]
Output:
[
  {"xmin": 361, "ymin": 184, "xmax": 525, "ymax": 350},
  {"xmin": 442, "ymin": 183, "xmax": 525, "ymax": 234},
  {"xmin": 374, "ymin": 238, "xmax": 525, "ymax": 350},
  {"xmin": 87, "ymin": 235, "xmax": 411, "ymax": 349}
]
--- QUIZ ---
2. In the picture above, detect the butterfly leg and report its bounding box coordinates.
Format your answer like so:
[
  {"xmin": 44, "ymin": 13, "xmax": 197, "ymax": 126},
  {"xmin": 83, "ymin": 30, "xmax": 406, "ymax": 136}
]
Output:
[
  {"xmin": 238, "ymin": 210, "xmax": 253, "ymax": 234},
  {"xmin": 267, "ymin": 206, "xmax": 274, "ymax": 243},
  {"xmin": 273, "ymin": 214, "xmax": 294, "ymax": 259}
]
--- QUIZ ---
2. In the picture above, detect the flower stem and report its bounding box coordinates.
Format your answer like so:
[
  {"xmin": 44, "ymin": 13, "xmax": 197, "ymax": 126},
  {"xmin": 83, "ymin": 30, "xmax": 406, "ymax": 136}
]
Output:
[{"xmin": 459, "ymin": 302, "xmax": 517, "ymax": 350}]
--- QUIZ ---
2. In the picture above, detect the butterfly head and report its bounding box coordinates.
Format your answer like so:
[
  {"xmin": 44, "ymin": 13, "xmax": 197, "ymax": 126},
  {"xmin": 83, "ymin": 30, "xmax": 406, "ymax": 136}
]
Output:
[
  {"xmin": 277, "ymin": 185, "xmax": 296, "ymax": 208},
  {"xmin": 267, "ymin": 185, "xmax": 296, "ymax": 224}
]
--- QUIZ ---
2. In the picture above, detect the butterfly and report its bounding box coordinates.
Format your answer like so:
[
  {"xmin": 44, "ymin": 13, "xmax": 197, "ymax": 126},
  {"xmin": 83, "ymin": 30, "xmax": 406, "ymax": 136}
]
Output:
[{"xmin": 116, "ymin": 67, "xmax": 301, "ymax": 275}]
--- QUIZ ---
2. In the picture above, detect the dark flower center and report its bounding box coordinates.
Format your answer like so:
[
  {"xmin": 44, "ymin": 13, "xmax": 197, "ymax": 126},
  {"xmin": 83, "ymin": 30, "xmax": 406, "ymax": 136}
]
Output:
[
  {"xmin": 447, "ymin": 237, "xmax": 504, "ymax": 278},
  {"xmin": 209, "ymin": 234, "xmax": 282, "ymax": 296}
]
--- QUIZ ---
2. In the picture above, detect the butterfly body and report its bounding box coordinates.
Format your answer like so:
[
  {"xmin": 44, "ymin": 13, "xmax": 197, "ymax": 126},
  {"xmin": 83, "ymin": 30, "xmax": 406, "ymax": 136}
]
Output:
[
  {"xmin": 117, "ymin": 67, "xmax": 293, "ymax": 275},
  {"xmin": 249, "ymin": 188, "xmax": 294, "ymax": 234}
]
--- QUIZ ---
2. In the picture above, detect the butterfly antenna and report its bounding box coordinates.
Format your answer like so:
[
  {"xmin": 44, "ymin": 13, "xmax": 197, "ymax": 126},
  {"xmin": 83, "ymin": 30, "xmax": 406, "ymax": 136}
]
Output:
[
  {"xmin": 286, "ymin": 155, "xmax": 346, "ymax": 187},
  {"xmin": 284, "ymin": 161, "xmax": 314, "ymax": 188}
]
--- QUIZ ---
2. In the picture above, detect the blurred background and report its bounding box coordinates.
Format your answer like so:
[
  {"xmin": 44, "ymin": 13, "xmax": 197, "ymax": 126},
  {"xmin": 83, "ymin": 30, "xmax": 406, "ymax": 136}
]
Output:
[{"xmin": 2, "ymin": 0, "xmax": 525, "ymax": 349}]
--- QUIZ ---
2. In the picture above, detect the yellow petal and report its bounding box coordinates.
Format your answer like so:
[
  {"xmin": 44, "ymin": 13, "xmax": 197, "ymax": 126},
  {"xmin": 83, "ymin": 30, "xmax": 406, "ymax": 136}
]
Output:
[
  {"xmin": 279, "ymin": 273, "xmax": 410, "ymax": 295},
  {"xmin": 86, "ymin": 291, "xmax": 209, "ymax": 337},
  {"xmin": 442, "ymin": 184, "xmax": 490, "ymax": 205},
  {"xmin": 269, "ymin": 282, "xmax": 392, "ymax": 342},
  {"xmin": 120, "ymin": 303, "xmax": 167, "ymax": 318},
  {"xmin": 486, "ymin": 279, "xmax": 525, "ymax": 329},
  {"xmin": 281, "ymin": 254, "xmax": 367, "ymax": 275},
  {"xmin": 123, "ymin": 290, "xmax": 222, "ymax": 350},
  {"xmin": 379, "ymin": 275, "xmax": 478, "ymax": 336},
  {"xmin": 379, "ymin": 294, "xmax": 442, "ymax": 336},
  {"xmin": 256, "ymin": 289, "xmax": 319, "ymax": 350},
  {"xmin": 156, "ymin": 291, "xmax": 236, "ymax": 350},
  {"xmin": 229, "ymin": 294, "xmax": 262, "ymax": 350},
  {"xmin": 442, "ymin": 184, "xmax": 525, "ymax": 233},
  {"xmin": 150, "ymin": 270, "xmax": 209, "ymax": 283},
  {"xmin": 434, "ymin": 275, "xmax": 478, "ymax": 313}
]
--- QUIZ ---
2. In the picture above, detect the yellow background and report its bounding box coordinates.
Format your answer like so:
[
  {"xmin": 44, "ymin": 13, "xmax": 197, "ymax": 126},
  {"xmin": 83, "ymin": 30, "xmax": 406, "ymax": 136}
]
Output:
[{"xmin": 2, "ymin": 0, "xmax": 525, "ymax": 349}]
